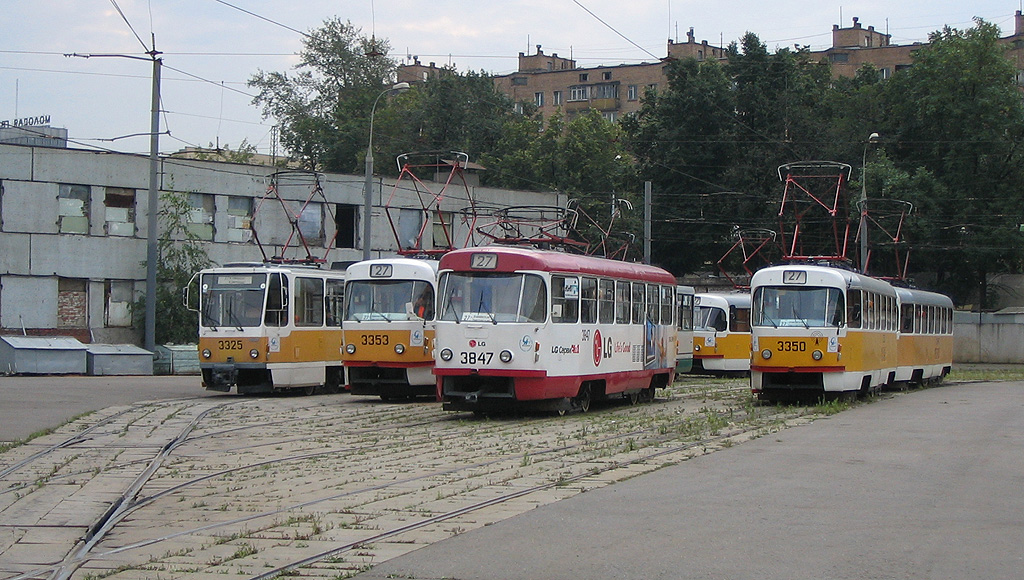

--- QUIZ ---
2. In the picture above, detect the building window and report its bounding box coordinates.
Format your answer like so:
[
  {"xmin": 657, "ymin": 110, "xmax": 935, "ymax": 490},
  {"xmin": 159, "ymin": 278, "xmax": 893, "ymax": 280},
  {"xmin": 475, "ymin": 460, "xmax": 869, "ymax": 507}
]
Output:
[
  {"xmin": 297, "ymin": 203, "xmax": 324, "ymax": 244},
  {"xmin": 553, "ymin": 91, "xmax": 563, "ymax": 105},
  {"xmin": 602, "ymin": 112, "xmax": 617, "ymax": 123},
  {"xmin": 58, "ymin": 278, "xmax": 88, "ymax": 328},
  {"xmin": 433, "ymin": 210, "xmax": 455, "ymax": 249},
  {"xmin": 579, "ymin": 73, "xmax": 589, "ymax": 82},
  {"xmin": 569, "ymin": 85, "xmax": 589, "ymax": 101},
  {"xmin": 335, "ymin": 203, "xmax": 358, "ymax": 249},
  {"xmin": 602, "ymin": 71, "xmax": 612, "ymax": 80},
  {"xmin": 105, "ymin": 280, "xmax": 134, "ymax": 327},
  {"xmin": 511, "ymin": 76, "xmax": 528, "ymax": 86},
  {"xmin": 514, "ymin": 102, "xmax": 525, "ymax": 114},
  {"xmin": 830, "ymin": 52, "xmax": 849, "ymax": 63},
  {"xmin": 225, "ymin": 196, "xmax": 252, "ymax": 242},
  {"xmin": 645, "ymin": 83, "xmax": 658, "ymax": 94},
  {"xmin": 59, "ymin": 184, "xmax": 90, "ymax": 234},
  {"xmin": 627, "ymin": 85, "xmax": 639, "ymax": 101},
  {"xmin": 534, "ymin": 91, "xmax": 544, "ymax": 107},
  {"xmin": 187, "ymin": 193, "xmax": 215, "ymax": 240},
  {"xmin": 593, "ymin": 84, "xmax": 617, "ymax": 99},
  {"xmin": 104, "ymin": 187, "xmax": 135, "ymax": 236}
]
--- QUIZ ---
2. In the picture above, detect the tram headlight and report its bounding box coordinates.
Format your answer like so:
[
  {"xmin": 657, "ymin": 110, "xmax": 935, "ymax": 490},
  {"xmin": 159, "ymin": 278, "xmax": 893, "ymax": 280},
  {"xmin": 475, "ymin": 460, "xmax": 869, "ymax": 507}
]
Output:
[
  {"xmin": 394, "ymin": 343, "xmax": 405, "ymax": 355},
  {"xmin": 249, "ymin": 349, "xmax": 259, "ymax": 359},
  {"xmin": 440, "ymin": 348, "xmax": 453, "ymax": 361},
  {"xmin": 761, "ymin": 349, "xmax": 772, "ymax": 360},
  {"xmin": 694, "ymin": 344, "xmax": 701, "ymax": 352},
  {"xmin": 345, "ymin": 344, "xmax": 356, "ymax": 355},
  {"xmin": 499, "ymin": 349, "xmax": 513, "ymax": 363},
  {"xmin": 202, "ymin": 348, "xmax": 212, "ymax": 359},
  {"xmin": 812, "ymin": 349, "xmax": 823, "ymax": 361}
]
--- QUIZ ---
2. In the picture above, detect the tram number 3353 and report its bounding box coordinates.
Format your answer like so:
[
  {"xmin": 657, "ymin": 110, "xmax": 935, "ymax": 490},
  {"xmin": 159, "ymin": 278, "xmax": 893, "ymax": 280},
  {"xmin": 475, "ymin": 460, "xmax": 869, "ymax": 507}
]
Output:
[
  {"xmin": 461, "ymin": 351, "xmax": 494, "ymax": 365},
  {"xmin": 777, "ymin": 340, "xmax": 807, "ymax": 352}
]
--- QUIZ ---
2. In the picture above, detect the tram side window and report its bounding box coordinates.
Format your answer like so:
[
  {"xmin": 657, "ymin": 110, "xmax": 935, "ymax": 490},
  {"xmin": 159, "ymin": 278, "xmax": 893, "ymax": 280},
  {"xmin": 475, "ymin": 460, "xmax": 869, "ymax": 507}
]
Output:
[
  {"xmin": 615, "ymin": 281, "xmax": 631, "ymax": 324},
  {"xmin": 646, "ymin": 284, "xmax": 660, "ymax": 324},
  {"xmin": 631, "ymin": 282, "xmax": 645, "ymax": 324},
  {"xmin": 901, "ymin": 304, "xmax": 914, "ymax": 333},
  {"xmin": 581, "ymin": 277, "xmax": 598, "ymax": 324},
  {"xmin": 295, "ymin": 277, "xmax": 325, "ymax": 326},
  {"xmin": 731, "ymin": 306, "xmax": 751, "ymax": 333},
  {"xmin": 265, "ymin": 273, "xmax": 288, "ymax": 327},
  {"xmin": 325, "ymin": 279, "xmax": 344, "ymax": 326},
  {"xmin": 599, "ymin": 279, "xmax": 615, "ymax": 324},
  {"xmin": 677, "ymin": 293, "xmax": 693, "ymax": 331},
  {"xmin": 551, "ymin": 275, "xmax": 580, "ymax": 323},
  {"xmin": 847, "ymin": 290, "xmax": 862, "ymax": 329},
  {"xmin": 660, "ymin": 285, "xmax": 674, "ymax": 326}
]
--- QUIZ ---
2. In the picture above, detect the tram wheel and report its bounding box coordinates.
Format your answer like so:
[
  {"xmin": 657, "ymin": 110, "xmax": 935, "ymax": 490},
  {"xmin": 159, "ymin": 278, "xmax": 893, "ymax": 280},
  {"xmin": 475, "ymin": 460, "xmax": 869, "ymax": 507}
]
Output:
[
  {"xmin": 628, "ymin": 390, "xmax": 641, "ymax": 405},
  {"xmin": 638, "ymin": 386, "xmax": 655, "ymax": 403},
  {"xmin": 574, "ymin": 384, "xmax": 592, "ymax": 413},
  {"xmin": 303, "ymin": 385, "xmax": 318, "ymax": 396}
]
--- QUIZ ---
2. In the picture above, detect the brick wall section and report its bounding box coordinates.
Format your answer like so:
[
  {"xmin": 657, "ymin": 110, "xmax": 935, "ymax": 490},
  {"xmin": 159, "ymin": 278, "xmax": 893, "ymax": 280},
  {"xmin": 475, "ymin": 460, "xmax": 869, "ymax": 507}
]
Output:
[{"xmin": 57, "ymin": 290, "xmax": 87, "ymax": 328}]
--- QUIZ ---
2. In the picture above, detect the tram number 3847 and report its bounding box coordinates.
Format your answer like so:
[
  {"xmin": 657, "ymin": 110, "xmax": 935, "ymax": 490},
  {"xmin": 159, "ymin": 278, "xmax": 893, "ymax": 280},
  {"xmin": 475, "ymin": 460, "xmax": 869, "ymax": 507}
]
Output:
[
  {"xmin": 461, "ymin": 351, "xmax": 494, "ymax": 365},
  {"xmin": 777, "ymin": 340, "xmax": 807, "ymax": 352}
]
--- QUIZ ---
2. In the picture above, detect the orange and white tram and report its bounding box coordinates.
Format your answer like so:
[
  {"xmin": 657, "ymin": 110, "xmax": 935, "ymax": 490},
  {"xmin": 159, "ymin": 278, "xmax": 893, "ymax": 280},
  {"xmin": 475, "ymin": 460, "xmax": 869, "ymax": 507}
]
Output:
[
  {"xmin": 893, "ymin": 287, "xmax": 954, "ymax": 387},
  {"xmin": 342, "ymin": 258, "xmax": 439, "ymax": 400},
  {"xmin": 190, "ymin": 262, "xmax": 346, "ymax": 394},
  {"xmin": 434, "ymin": 246, "xmax": 680, "ymax": 413},
  {"xmin": 692, "ymin": 292, "xmax": 752, "ymax": 374},
  {"xmin": 749, "ymin": 264, "xmax": 953, "ymax": 402},
  {"xmin": 750, "ymin": 264, "xmax": 897, "ymax": 402}
]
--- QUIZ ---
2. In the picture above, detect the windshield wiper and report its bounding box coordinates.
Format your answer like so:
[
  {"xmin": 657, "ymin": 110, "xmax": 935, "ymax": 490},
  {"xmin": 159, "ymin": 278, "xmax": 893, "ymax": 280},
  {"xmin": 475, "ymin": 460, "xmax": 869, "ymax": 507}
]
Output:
[
  {"xmin": 477, "ymin": 293, "xmax": 496, "ymax": 325},
  {"xmin": 370, "ymin": 302, "xmax": 392, "ymax": 322},
  {"xmin": 201, "ymin": 306, "xmax": 219, "ymax": 331},
  {"xmin": 442, "ymin": 292, "xmax": 461, "ymax": 324}
]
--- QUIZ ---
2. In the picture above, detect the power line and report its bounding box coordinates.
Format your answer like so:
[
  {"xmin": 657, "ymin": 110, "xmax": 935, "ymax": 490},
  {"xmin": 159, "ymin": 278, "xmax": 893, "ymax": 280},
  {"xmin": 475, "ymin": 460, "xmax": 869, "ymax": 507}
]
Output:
[{"xmin": 209, "ymin": 0, "xmax": 309, "ymax": 38}]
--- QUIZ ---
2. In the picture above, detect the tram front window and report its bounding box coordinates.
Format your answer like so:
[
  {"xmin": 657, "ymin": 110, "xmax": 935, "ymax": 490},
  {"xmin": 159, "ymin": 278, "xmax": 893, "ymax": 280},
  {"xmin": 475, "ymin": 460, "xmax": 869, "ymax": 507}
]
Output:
[
  {"xmin": 695, "ymin": 306, "xmax": 727, "ymax": 332},
  {"xmin": 753, "ymin": 286, "xmax": 844, "ymax": 328},
  {"xmin": 438, "ymin": 272, "xmax": 546, "ymax": 323},
  {"xmin": 345, "ymin": 280, "xmax": 434, "ymax": 322},
  {"xmin": 200, "ymin": 273, "xmax": 267, "ymax": 328}
]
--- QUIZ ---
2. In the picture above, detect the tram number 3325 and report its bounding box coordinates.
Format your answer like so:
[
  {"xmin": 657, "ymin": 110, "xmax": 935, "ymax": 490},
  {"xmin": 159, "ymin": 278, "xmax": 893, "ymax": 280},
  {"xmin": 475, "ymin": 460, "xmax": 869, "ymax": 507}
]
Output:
[
  {"xmin": 777, "ymin": 340, "xmax": 807, "ymax": 352},
  {"xmin": 461, "ymin": 351, "xmax": 494, "ymax": 365}
]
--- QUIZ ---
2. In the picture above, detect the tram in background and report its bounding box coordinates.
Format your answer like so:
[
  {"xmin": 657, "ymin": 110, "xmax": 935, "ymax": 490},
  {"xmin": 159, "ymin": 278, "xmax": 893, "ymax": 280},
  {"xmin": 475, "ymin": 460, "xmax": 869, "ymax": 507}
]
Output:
[
  {"xmin": 434, "ymin": 246, "xmax": 680, "ymax": 413},
  {"xmin": 189, "ymin": 262, "xmax": 346, "ymax": 394},
  {"xmin": 342, "ymin": 258, "xmax": 439, "ymax": 400},
  {"xmin": 749, "ymin": 264, "xmax": 953, "ymax": 402},
  {"xmin": 691, "ymin": 292, "xmax": 752, "ymax": 375},
  {"xmin": 676, "ymin": 286, "xmax": 696, "ymax": 373}
]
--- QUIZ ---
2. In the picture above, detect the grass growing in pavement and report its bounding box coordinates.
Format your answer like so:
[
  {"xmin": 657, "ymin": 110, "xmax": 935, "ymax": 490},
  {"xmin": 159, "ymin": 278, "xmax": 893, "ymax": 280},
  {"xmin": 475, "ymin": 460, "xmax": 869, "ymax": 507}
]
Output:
[{"xmin": 0, "ymin": 410, "xmax": 96, "ymax": 455}]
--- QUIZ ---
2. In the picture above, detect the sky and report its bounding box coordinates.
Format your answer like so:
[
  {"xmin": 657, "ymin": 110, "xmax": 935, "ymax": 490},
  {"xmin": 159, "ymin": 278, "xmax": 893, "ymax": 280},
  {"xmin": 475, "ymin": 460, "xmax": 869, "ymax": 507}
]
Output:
[{"xmin": 1, "ymin": 1, "xmax": 1020, "ymax": 157}]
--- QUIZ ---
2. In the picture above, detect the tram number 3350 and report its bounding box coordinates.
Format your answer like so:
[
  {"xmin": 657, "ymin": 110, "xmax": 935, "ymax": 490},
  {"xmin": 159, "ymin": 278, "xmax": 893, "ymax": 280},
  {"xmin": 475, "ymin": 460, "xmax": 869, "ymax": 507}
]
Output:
[
  {"xmin": 777, "ymin": 340, "xmax": 807, "ymax": 352},
  {"xmin": 461, "ymin": 351, "xmax": 494, "ymax": 365}
]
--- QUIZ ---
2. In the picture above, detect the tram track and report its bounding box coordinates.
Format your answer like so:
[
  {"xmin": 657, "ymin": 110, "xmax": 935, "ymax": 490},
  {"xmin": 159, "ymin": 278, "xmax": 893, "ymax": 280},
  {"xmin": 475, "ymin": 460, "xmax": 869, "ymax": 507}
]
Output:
[{"xmin": 1, "ymin": 380, "xmax": 811, "ymax": 580}]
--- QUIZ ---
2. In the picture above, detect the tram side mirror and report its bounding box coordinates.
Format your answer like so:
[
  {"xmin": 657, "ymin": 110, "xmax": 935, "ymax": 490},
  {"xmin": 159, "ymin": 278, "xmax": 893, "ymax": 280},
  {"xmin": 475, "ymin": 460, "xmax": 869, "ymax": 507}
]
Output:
[{"xmin": 182, "ymin": 272, "xmax": 200, "ymax": 312}]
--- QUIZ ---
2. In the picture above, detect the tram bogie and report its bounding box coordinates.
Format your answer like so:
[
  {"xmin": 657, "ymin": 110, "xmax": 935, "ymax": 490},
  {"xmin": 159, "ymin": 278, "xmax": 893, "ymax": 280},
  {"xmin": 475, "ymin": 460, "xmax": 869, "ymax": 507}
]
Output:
[
  {"xmin": 189, "ymin": 262, "xmax": 346, "ymax": 395},
  {"xmin": 434, "ymin": 246, "xmax": 679, "ymax": 413}
]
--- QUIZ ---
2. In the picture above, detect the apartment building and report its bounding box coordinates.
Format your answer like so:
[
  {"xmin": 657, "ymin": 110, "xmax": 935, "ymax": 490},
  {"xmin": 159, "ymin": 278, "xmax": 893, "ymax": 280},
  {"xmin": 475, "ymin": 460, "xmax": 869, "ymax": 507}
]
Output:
[{"xmin": 398, "ymin": 12, "xmax": 1024, "ymax": 121}]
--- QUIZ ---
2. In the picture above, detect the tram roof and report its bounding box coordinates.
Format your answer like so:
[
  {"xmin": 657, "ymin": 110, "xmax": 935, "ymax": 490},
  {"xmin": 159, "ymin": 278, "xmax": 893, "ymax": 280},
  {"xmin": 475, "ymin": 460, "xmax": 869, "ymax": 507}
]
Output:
[
  {"xmin": 695, "ymin": 292, "xmax": 751, "ymax": 307},
  {"xmin": 751, "ymin": 264, "xmax": 896, "ymax": 294},
  {"xmin": 440, "ymin": 246, "xmax": 676, "ymax": 284},
  {"xmin": 894, "ymin": 286, "xmax": 954, "ymax": 308}
]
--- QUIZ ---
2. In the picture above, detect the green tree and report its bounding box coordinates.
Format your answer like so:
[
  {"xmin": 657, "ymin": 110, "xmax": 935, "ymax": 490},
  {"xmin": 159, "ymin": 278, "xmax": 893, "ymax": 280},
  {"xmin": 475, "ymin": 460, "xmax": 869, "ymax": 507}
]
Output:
[
  {"xmin": 136, "ymin": 190, "xmax": 212, "ymax": 344},
  {"xmin": 879, "ymin": 18, "xmax": 1024, "ymax": 307},
  {"xmin": 248, "ymin": 18, "xmax": 396, "ymax": 172}
]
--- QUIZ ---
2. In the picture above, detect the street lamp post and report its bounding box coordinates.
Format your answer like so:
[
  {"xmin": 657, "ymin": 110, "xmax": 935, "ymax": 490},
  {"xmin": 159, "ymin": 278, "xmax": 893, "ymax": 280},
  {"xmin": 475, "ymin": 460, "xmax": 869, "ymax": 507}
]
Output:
[
  {"xmin": 362, "ymin": 82, "xmax": 411, "ymax": 260},
  {"xmin": 859, "ymin": 132, "xmax": 880, "ymax": 273}
]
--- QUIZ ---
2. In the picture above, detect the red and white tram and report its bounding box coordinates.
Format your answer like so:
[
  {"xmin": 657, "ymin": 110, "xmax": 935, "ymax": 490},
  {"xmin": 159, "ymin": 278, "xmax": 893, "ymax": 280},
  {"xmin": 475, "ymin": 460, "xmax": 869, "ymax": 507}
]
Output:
[{"xmin": 434, "ymin": 246, "xmax": 679, "ymax": 413}]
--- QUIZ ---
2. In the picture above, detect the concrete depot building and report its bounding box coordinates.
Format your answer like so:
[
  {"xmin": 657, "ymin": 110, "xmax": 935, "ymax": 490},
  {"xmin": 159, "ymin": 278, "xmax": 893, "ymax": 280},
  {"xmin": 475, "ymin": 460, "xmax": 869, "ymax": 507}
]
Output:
[{"xmin": 0, "ymin": 141, "xmax": 562, "ymax": 345}]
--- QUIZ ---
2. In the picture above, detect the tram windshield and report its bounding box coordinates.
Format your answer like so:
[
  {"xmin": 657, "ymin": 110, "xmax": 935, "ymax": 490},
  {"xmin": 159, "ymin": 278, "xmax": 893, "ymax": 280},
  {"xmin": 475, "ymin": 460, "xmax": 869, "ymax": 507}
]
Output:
[
  {"xmin": 200, "ymin": 273, "xmax": 267, "ymax": 329},
  {"xmin": 752, "ymin": 286, "xmax": 844, "ymax": 328},
  {"xmin": 438, "ymin": 272, "xmax": 546, "ymax": 323},
  {"xmin": 345, "ymin": 280, "xmax": 434, "ymax": 322},
  {"xmin": 695, "ymin": 306, "xmax": 727, "ymax": 332}
]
